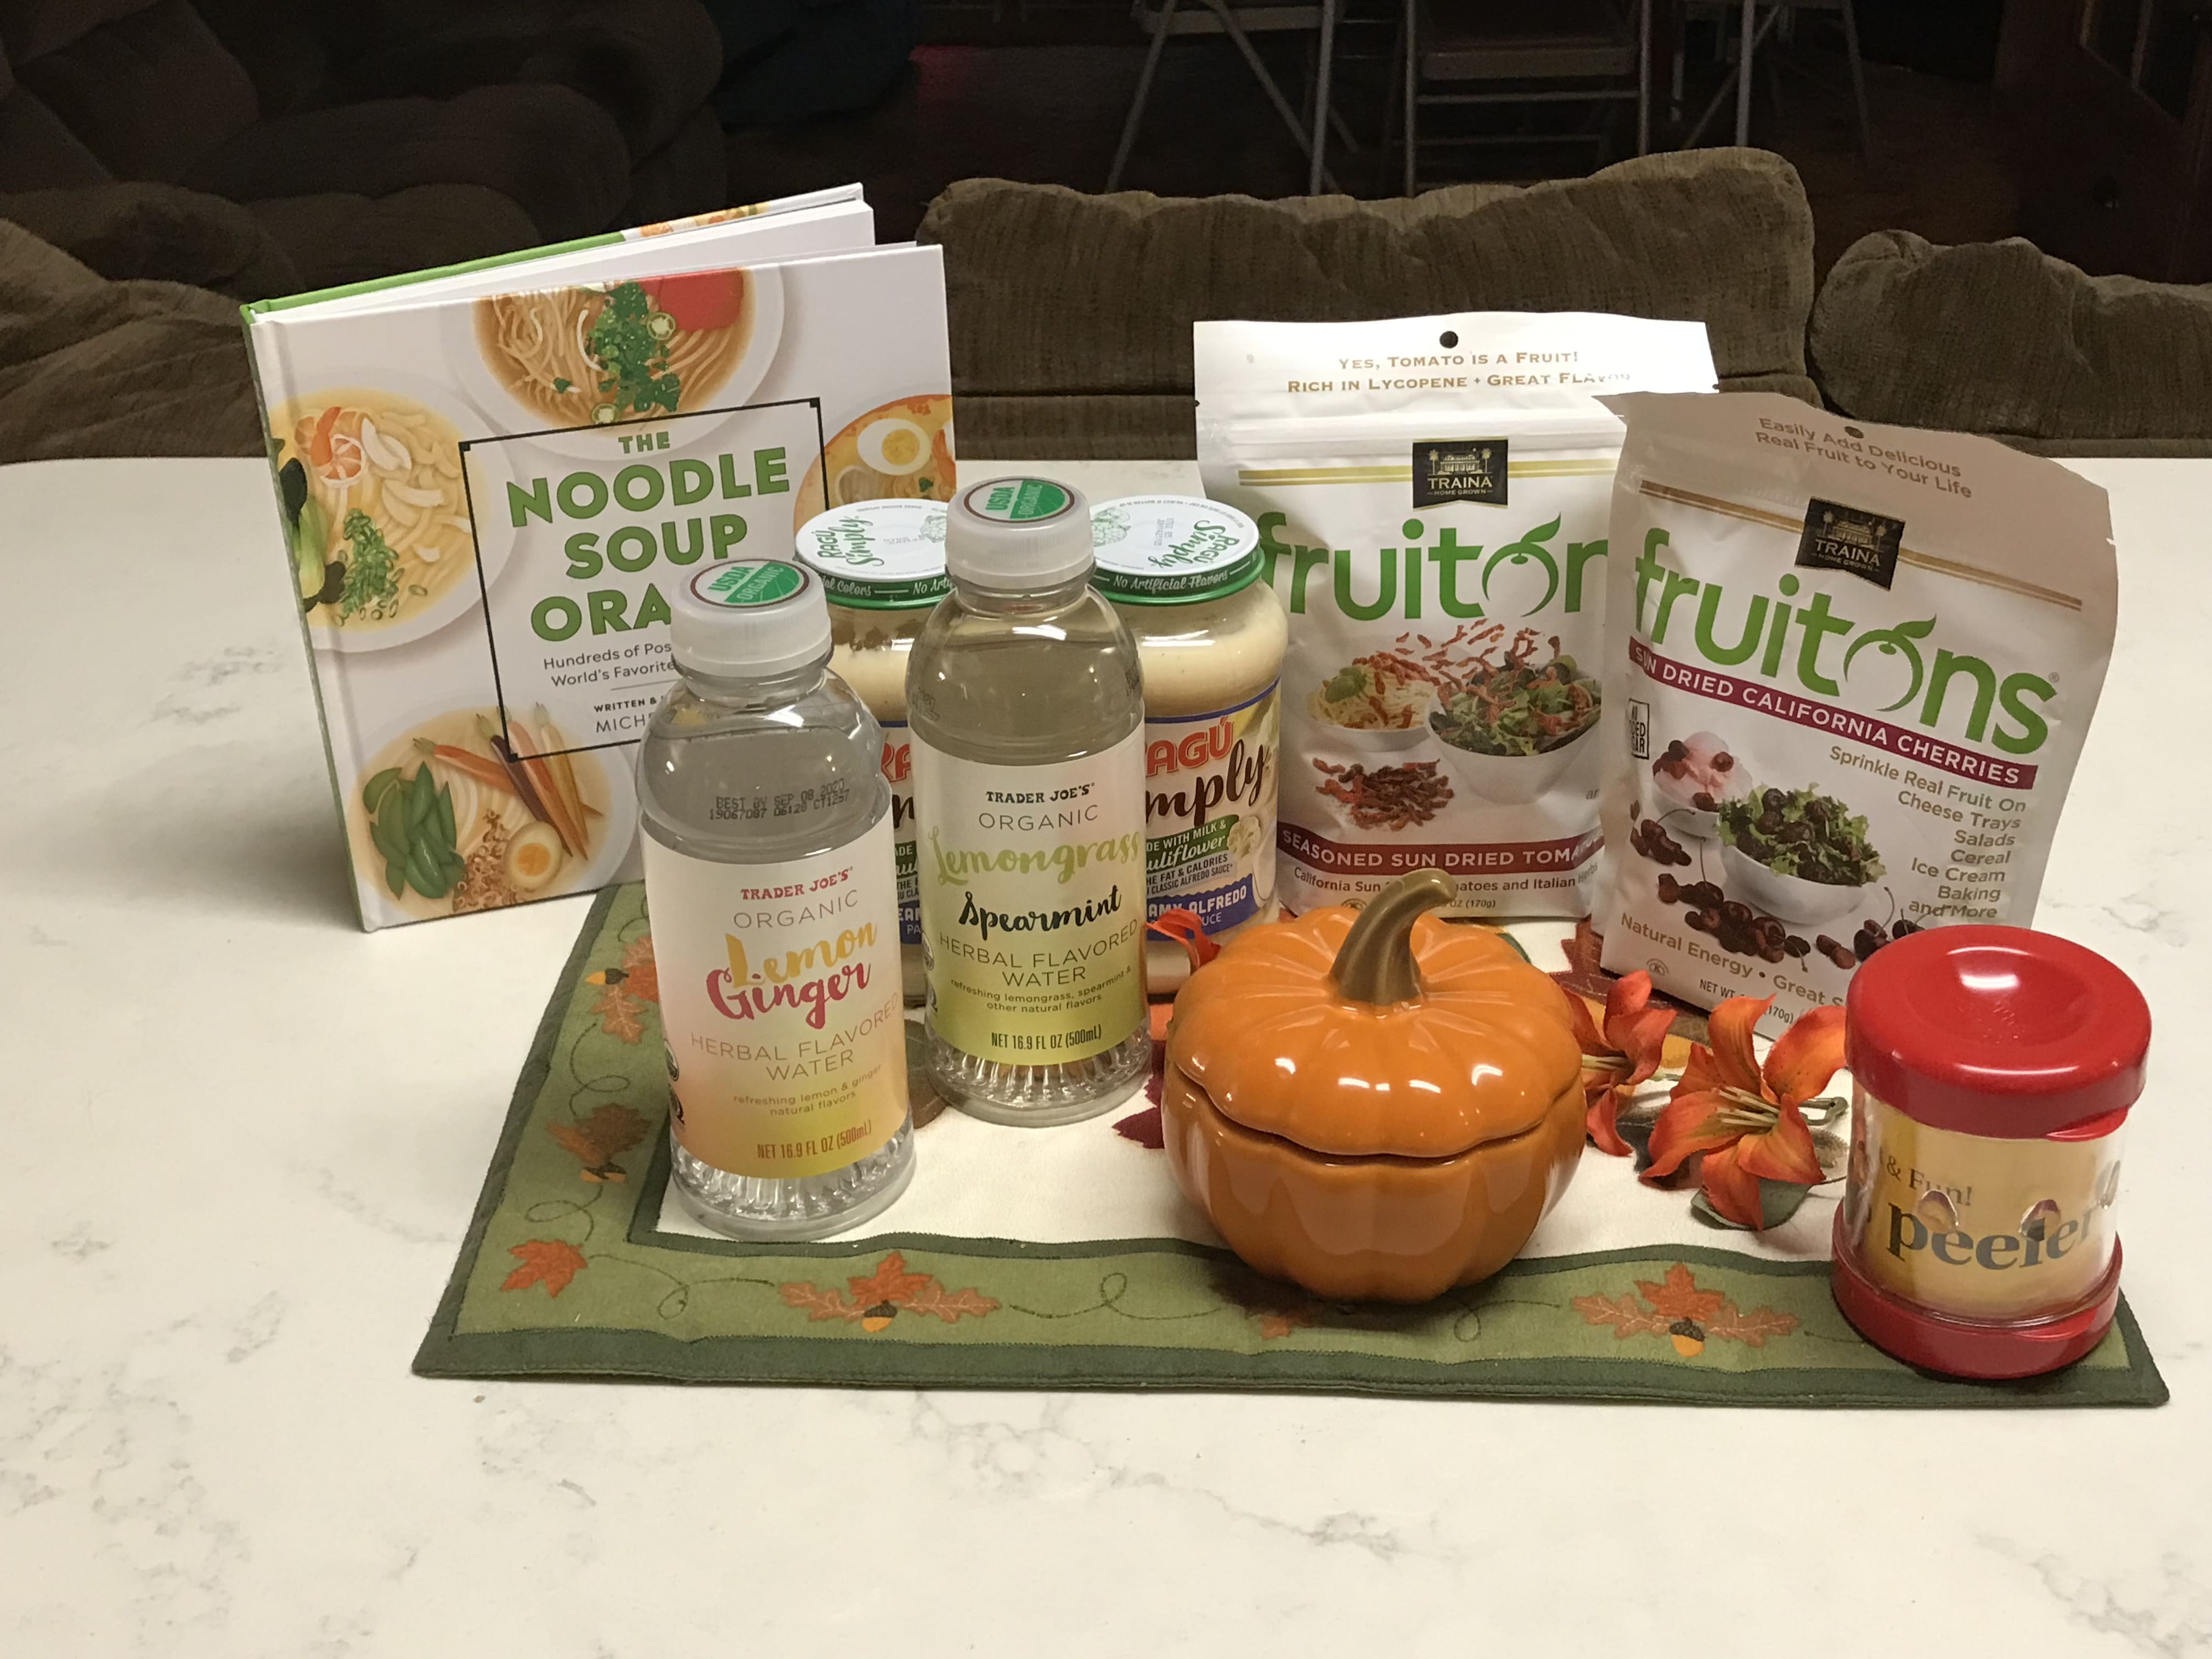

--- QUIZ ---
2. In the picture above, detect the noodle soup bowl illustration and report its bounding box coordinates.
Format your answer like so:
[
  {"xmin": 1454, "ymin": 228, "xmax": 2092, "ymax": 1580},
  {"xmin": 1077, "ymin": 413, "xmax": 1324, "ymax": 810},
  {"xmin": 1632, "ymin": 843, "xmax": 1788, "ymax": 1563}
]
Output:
[
  {"xmin": 1719, "ymin": 842, "xmax": 1866, "ymax": 927},
  {"xmin": 271, "ymin": 372, "xmax": 510, "ymax": 655},
  {"xmin": 1432, "ymin": 721, "xmax": 1594, "ymax": 805},
  {"xmin": 347, "ymin": 699, "xmax": 636, "ymax": 926},
  {"xmin": 448, "ymin": 266, "xmax": 785, "ymax": 460}
]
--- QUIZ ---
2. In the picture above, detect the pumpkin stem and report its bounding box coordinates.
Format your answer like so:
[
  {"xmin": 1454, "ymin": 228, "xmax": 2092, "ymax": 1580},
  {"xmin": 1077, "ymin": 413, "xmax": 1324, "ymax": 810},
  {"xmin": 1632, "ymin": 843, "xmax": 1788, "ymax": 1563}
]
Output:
[{"xmin": 1330, "ymin": 867, "xmax": 1458, "ymax": 1007}]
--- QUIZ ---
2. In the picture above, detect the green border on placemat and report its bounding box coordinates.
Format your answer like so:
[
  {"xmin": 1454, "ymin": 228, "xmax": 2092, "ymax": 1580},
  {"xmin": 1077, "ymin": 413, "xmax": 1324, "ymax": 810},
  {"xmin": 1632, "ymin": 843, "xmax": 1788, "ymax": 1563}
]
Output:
[{"xmin": 414, "ymin": 885, "xmax": 2168, "ymax": 1407}]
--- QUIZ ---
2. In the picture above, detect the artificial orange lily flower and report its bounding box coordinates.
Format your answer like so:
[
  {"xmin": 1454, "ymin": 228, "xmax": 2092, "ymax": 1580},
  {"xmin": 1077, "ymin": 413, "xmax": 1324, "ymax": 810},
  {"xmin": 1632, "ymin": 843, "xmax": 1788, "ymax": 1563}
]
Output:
[
  {"xmin": 1562, "ymin": 972, "xmax": 1675, "ymax": 1156},
  {"xmin": 1644, "ymin": 996, "xmax": 1846, "ymax": 1229},
  {"xmin": 1146, "ymin": 908, "xmax": 1221, "ymax": 972}
]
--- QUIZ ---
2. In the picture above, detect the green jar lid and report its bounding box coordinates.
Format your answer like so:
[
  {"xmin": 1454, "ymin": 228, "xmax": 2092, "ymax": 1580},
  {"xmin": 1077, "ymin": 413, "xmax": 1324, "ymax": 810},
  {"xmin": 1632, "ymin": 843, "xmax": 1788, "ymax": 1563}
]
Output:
[
  {"xmin": 793, "ymin": 499, "xmax": 951, "ymax": 608},
  {"xmin": 1090, "ymin": 495, "xmax": 1264, "ymax": 605}
]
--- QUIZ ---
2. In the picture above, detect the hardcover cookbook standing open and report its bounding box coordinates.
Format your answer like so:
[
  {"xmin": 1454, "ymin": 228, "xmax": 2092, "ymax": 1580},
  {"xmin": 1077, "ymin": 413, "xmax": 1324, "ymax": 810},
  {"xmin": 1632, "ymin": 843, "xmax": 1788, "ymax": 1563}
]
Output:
[{"xmin": 241, "ymin": 187, "xmax": 955, "ymax": 930}]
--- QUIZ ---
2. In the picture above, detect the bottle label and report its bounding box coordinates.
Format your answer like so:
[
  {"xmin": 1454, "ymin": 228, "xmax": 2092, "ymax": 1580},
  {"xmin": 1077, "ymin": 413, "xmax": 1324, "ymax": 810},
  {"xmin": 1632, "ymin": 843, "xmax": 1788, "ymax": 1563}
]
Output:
[
  {"xmin": 1142, "ymin": 682, "xmax": 1279, "ymax": 933},
  {"xmin": 913, "ymin": 729, "xmax": 1149, "ymax": 1065},
  {"xmin": 880, "ymin": 720, "xmax": 919, "ymax": 944},
  {"xmin": 643, "ymin": 816, "xmax": 909, "ymax": 1178}
]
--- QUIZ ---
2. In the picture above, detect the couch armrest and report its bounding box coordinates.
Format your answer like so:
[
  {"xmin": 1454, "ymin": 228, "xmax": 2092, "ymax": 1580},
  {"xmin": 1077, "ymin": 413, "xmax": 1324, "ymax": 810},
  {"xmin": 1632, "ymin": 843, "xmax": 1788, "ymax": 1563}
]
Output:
[
  {"xmin": 0, "ymin": 180, "xmax": 297, "ymax": 297},
  {"xmin": 0, "ymin": 219, "xmax": 261, "ymax": 462}
]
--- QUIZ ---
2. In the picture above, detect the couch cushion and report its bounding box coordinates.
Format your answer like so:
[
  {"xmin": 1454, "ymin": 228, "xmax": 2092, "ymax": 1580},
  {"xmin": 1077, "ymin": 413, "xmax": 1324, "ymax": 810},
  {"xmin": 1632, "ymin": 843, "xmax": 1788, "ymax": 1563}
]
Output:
[
  {"xmin": 1810, "ymin": 230, "xmax": 2212, "ymax": 455},
  {"xmin": 617, "ymin": 102, "xmax": 729, "ymax": 230},
  {"xmin": 0, "ymin": 217, "xmax": 259, "ymax": 461},
  {"xmin": 249, "ymin": 183, "xmax": 540, "ymax": 296},
  {"xmin": 11, "ymin": 0, "xmax": 259, "ymax": 183},
  {"xmin": 0, "ymin": 87, "xmax": 111, "ymax": 189},
  {"xmin": 0, "ymin": 0, "xmax": 157, "ymax": 65},
  {"xmin": 918, "ymin": 150, "xmax": 1818, "ymax": 456},
  {"xmin": 187, "ymin": 82, "xmax": 631, "ymax": 242},
  {"xmin": 1, "ymin": 180, "xmax": 297, "ymax": 295},
  {"xmin": 520, "ymin": 0, "xmax": 726, "ymax": 158}
]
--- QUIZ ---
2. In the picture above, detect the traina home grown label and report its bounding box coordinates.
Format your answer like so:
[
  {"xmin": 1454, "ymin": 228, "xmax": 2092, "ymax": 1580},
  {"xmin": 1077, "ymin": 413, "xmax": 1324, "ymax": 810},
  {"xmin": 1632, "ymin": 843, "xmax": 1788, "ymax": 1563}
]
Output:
[{"xmin": 913, "ymin": 731, "xmax": 1148, "ymax": 1064}]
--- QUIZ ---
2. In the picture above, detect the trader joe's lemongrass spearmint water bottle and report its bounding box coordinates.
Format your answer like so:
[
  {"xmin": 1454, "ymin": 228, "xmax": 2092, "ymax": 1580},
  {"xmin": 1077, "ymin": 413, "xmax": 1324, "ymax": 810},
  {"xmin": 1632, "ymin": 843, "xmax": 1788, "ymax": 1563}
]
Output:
[
  {"xmin": 639, "ymin": 560, "xmax": 913, "ymax": 1239},
  {"xmin": 908, "ymin": 477, "xmax": 1152, "ymax": 1125}
]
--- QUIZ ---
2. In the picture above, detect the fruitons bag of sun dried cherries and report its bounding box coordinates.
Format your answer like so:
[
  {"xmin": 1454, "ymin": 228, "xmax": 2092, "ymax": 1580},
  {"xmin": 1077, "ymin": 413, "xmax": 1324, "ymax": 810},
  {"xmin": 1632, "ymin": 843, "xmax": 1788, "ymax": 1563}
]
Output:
[
  {"xmin": 1195, "ymin": 312, "xmax": 1714, "ymax": 919},
  {"xmin": 1595, "ymin": 392, "xmax": 2117, "ymax": 1034}
]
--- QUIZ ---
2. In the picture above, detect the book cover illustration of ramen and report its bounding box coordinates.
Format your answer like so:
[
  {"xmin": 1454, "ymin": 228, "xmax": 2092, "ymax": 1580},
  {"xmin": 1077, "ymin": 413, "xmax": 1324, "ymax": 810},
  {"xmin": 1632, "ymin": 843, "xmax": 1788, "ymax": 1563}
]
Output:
[{"xmin": 243, "ymin": 186, "xmax": 955, "ymax": 930}]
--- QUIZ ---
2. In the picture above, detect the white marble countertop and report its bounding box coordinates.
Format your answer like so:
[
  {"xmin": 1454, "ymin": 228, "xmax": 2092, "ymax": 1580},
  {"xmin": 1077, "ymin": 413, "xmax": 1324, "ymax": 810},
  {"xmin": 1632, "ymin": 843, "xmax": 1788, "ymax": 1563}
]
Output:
[{"xmin": 3, "ymin": 455, "xmax": 2207, "ymax": 1656}]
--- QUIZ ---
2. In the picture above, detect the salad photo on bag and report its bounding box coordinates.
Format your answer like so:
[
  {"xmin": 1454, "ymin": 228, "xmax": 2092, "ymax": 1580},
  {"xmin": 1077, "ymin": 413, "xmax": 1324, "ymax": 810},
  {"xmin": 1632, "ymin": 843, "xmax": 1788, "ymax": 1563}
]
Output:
[{"xmin": 1195, "ymin": 312, "xmax": 1715, "ymax": 919}]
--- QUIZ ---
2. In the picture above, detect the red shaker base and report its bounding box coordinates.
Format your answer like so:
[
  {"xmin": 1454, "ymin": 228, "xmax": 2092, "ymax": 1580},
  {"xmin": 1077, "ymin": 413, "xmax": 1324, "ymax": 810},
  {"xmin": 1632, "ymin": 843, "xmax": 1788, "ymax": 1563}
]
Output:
[{"xmin": 1830, "ymin": 1216, "xmax": 2124, "ymax": 1380}]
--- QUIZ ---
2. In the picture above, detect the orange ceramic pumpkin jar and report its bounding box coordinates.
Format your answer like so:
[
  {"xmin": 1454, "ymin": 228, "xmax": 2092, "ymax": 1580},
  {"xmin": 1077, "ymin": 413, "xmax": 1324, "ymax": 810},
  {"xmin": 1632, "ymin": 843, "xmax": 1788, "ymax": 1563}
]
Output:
[{"xmin": 1161, "ymin": 868, "xmax": 1584, "ymax": 1302}]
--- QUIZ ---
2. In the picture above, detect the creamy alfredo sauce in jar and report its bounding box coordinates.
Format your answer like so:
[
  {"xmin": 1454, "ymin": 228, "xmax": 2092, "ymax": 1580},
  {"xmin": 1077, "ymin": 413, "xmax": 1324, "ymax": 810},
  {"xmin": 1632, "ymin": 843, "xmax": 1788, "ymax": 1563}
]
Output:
[
  {"xmin": 793, "ymin": 499, "xmax": 950, "ymax": 977},
  {"xmin": 1091, "ymin": 495, "xmax": 1286, "ymax": 937}
]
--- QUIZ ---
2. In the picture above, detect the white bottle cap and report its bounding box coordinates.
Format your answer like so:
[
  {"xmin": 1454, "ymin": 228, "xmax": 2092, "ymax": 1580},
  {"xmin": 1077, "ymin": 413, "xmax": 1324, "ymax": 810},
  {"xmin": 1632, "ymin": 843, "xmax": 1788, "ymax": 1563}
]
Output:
[
  {"xmin": 945, "ymin": 476, "xmax": 1092, "ymax": 591},
  {"xmin": 668, "ymin": 558, "xmax": 833, "ymax": 678}
]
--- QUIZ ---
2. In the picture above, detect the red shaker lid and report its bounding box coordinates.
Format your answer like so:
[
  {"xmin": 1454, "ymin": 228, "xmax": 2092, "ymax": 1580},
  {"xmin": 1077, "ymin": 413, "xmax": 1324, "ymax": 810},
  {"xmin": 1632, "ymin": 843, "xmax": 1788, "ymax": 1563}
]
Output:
[{"xmin": 1846, "ymin": 926, "xmax": 2149, "ymax": 1138}]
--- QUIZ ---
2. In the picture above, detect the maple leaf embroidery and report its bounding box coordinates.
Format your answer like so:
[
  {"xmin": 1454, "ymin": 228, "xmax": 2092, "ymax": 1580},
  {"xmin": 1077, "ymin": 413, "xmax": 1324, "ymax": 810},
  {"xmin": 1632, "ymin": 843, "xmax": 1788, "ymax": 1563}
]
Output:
[
  {"xmin": 590, "ymin": 981, "xmax": 647, "ymax": 1043},
  {"xmin": 617, "ymin": 935, "xmax": 658, "ymax": 1003},
  {"xmin": 549, "ymin": 1102, "xmax": 649, "ymax": 1182},
  {"xmin": 1571, "ymin": 1291, "xmax": 1672, "ymax": 1339},
  {"xmin": 502, "ymin": 1239, "xmax": 587, "ymax": 1297},
  {"xmin": 583, "ymin": 938, "xmax": 658, "ymax": 1042},
  {"xmin": 1573, "ymin": 1263, "xmax": 1798, "ymax": 1357},
  {"xmin": 777, "ymin": 1251, "xmax": 999, "ymax": 1333}
]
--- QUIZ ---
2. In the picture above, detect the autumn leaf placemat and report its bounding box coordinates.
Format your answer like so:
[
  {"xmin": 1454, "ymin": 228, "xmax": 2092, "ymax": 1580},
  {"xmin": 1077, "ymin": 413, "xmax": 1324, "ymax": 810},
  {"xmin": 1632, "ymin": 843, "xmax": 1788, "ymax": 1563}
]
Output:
[{"xmin": 414, "ymin": 886, "xmax": 2167, "ymax": 1406}]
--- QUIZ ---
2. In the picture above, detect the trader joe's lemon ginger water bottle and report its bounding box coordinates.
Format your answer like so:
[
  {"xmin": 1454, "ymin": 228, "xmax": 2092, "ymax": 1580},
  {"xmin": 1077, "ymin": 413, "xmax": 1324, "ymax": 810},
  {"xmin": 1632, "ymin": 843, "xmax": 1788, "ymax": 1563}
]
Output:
[
  {"xmin": 639, "ymin": 560, "xmax": 913, "ymax": 1238},
  {"xmin": 908, "ymin": 477, "xmax": 1151, "ymax": 1124}
]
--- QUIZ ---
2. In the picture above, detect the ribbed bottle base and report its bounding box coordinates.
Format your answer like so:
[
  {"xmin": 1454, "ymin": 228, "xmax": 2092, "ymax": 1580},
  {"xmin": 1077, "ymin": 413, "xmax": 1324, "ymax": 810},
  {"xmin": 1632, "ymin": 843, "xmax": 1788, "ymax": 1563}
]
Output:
[
  {"xmin": 669, "ymin": 1120, "xmax": 916, "ymax": 1241},
  {"xmin": 925, "ymin": 1023, "xmax": 1153, "ymax": 1126}
]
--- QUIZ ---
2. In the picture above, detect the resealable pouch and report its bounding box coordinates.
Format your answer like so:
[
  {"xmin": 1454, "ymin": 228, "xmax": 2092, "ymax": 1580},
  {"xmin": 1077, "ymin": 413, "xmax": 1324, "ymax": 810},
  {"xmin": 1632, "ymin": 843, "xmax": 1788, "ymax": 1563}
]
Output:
[
  {"xmin": 1195, "ymin": 312, "xmax": 1716, "ymax": 917},
  {"xmin": 1595, "ymin": 392, "xmax": 2118, "ymax": 1032}
]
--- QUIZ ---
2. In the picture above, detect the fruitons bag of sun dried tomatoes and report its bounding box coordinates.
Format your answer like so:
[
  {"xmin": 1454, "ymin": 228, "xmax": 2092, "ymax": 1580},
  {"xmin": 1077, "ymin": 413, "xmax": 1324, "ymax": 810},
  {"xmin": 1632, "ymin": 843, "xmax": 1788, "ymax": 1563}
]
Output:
[
  {"xmin": 1195, "ymin": 312, "xmax": 1715, "ymax": 919},
  {"xmin": 1595, "ymin": 392, "xmax": 2117, "ymax": 1032}
]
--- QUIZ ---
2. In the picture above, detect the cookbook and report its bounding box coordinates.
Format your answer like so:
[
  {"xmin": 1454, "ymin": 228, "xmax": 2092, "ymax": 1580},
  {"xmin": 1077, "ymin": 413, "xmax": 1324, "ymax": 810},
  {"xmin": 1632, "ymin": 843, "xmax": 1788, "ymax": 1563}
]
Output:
[{"xmin": 242, "ymin": 186, "xmax": 957, "ymax": 929}]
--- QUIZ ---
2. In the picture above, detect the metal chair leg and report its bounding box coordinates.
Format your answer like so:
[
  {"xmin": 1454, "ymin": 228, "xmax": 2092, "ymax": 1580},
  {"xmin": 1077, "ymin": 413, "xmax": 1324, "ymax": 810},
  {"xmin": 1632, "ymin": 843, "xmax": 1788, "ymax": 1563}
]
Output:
[
  {"xmin": 1637, "ymin": 0, "xmax": 1651, "ymax": 156},
  {"xmin": 1308, "ymin": 0, "xmax": 1337, "ymax": 193},
  {"xmin": 1402, "ymin": 0, "xmax": 1418, "ymax": 195},
  {"xmin": 1734, "ymin": 0, "xmax": 1756, "ymax": 145},
  {"xmin": 1198, "ymin": 0, "xmax": 1339, "ymax": 189},
  {"xmin": 1838, "ymin": 0, "xmax": 1876, "ymax": 165},
  {"xmin": 1107, "ymin": 0, "xmax": 1180, "ymax": 191}
]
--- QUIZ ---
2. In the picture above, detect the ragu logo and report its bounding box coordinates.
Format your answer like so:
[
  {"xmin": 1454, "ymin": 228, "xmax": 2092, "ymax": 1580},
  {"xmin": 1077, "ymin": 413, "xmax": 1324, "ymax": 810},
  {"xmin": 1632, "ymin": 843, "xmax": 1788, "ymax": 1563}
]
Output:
[
  {"xmin": 1633, "ymin": 529, "xmax": 2058, "ymax": 757},
  {"xmin": 1147, "ymin": 716, "xmax": 1235, "ymax": 776},
  {"xmin": 707, "ymin": 929, "xmax": 875, "ymax": 1031},
  {"xmin": 1146, "ymin": 715, "xmax": 1272, "ymax": 834},
  {"xmin": 881, "ymin": 738, "xmax": 914, "ymax": 833}
]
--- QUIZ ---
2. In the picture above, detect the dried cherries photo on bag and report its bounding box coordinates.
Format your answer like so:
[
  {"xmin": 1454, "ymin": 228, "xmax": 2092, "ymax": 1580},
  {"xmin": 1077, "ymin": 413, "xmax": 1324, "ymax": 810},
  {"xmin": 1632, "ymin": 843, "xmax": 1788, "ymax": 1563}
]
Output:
[{"xmin": 1594, "ymin": 393, "xmax": 2118, "ymax": 1031}]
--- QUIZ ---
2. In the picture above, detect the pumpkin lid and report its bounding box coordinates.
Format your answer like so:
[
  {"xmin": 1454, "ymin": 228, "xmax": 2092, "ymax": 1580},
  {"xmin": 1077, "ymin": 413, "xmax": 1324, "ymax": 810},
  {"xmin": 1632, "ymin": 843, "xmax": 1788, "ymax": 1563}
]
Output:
[{"xmin": 1165, "ymin": 870, "xmax": 1582, "ymax": 1159}]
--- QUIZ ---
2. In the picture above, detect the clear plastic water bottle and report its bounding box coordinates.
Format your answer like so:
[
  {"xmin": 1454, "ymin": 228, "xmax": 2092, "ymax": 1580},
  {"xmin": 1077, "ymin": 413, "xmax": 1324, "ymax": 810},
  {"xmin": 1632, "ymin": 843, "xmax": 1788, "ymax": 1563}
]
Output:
[
  {"xmin": 907, "ymin": 477, "xmax": 1153, "ymax": 1125},
  {"xmin": 637, "ymin": 559, "xmax": 914, "ymax": 1239}
]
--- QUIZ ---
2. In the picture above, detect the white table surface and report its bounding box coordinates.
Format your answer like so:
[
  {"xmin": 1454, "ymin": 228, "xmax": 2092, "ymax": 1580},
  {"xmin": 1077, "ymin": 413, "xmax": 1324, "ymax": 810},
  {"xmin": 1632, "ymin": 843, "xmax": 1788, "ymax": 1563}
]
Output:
[{"xmin": 4, "ymin": 455, "xmax": 2206, "ymax": 1656}]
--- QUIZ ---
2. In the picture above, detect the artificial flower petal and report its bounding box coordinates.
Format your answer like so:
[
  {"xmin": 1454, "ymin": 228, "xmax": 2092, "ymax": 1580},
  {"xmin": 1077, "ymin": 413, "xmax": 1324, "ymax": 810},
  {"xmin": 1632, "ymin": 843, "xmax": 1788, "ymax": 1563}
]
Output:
[
  {"xmin": 1560, "ymin": 985, "xmax": 1607, "ymax": 1055},
  {"xmin": 1615, "ymin": 1004, "xmax": 1676, "ymax": 1090},
  {"xmin": 1643, "ymin": 1090, "xmax": 1742, "ymax": 1180},
  {"xmin": 1734, "ymin": 1100, "xmax": 1825, "ymax": 1186},
  {"xmin": 1698, "ymin": 1140, "xmax": 1767, "ymax": 1228},
  {"xmin": 1763, "ymin": 1003, "xmax": 1848, "ymax": 1109},
  {"xmin": 1587, "ymin": 1087, "xmax": 1632, "ymax": 1157},
  {"xmin": 1599, "ymin": 970, "xmax": 1654, "ymax": 1043},
  {"xmin": 1702, "ymin": 995, "xmax": 1771, "ymax": 1094}
]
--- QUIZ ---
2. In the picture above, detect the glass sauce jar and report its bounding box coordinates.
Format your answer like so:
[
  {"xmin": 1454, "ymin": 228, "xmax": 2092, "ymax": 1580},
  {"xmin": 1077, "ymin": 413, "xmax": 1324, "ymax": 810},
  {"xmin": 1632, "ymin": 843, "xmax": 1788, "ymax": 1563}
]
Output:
[
  {"xmin": 794, "ymin": 499, "xmax": 951, "ymax": 1003},
  {"xmin": 1833, "ymin": 925, "xmax": 2151, "ymax": 1378},
  {"xmin": 1090, "ymin": 494, "xmax": 1286, "ymax": 940}
]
